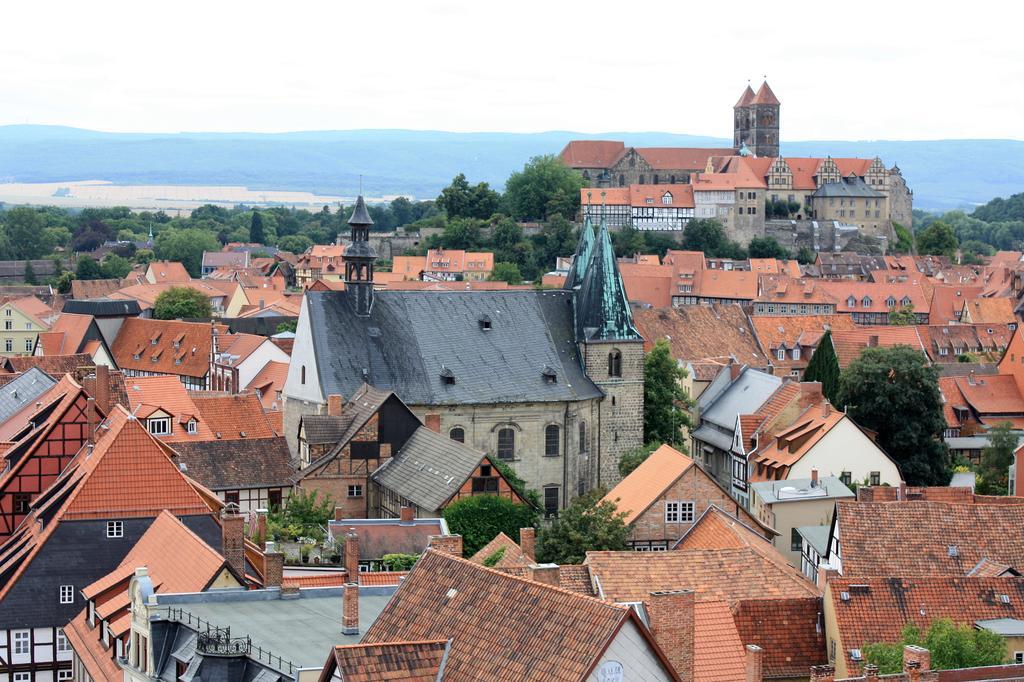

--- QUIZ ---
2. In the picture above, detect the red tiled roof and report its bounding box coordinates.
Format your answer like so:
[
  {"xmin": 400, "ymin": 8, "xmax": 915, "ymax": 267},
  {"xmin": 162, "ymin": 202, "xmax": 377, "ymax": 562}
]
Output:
[
  {"xmin": 828, "ymin": 326, "xmax": 927, "ymax": 369},
  {"xmin": 601, "ymin": 444, "xmax": 693, "ymax": 525},
  {"xmin": 111, "ymin": 318, "xmax": 226, "ymax": 379},
  {"xmin": 964, "ymin": 296, "xmax": 1016, "ymax": 324},
  {"xmin": 70, "ymin": 278, "xmax": 122, "ymax": 300},
  {"xmin": 953, "ymin": 374, "xmax": 1024, "ymax": 415},
  {"xmin": 124, "ymin": 375, "xmax": 213, "ymax": 441},
  {"xmin": 733, "ymin": 597, "xmax": 827, "ymax": 677},
  {"xmin": 7, "ymin": 295, "xmax": 55, "ymax": 324},
  {"xmin": 751, "ymin": 81, "xmax": 780, "ymax": 106},
  {"xmin": 145, "ymin": 261, "xmax": 191, "ymax": 283},
  {"xmin": 694, "ymin": 269, "xmax": 759, "ymax": 301},
  {"xmin": 619, "ymin": 263, "xmax": 674, "ymax": 308},
  {"xmin": 189, "ymin": 392, "xmax": 278, "ymax": 440},
  {"xmin": 637, "ymin": 147, "xmax": 737, "ymax": 171},
  {"xmin": 2, "ymin": 353, "xmax": 92, "ymax": 376},
  {"xmin": 750, "ymin": 315, "xmax": 856, "ymax": 361},
  {"xmin": 735, "ymin": 86, "xmax": 755, "ymax": 108},
  {"xmin": 816, "ymin": 280, "xmax": 929, "ymax": 314},
  {"xmin": 559, "ymin": 140, "xmax": 627, "ymax": 168},
  {"xmin": 468, "ymin": 532, "xmax": 531, "ymax": 569},
  {"xmin": 628, "ymin": 184, "xmax": 695, "ymax": 208},
  {"xmin": 324, "ymin": 640, "xmax": 449, "ymax": 682},
  {"xmin": 673, "ymin": 506, "xmax": 778, "ymax": 551},
  {"xmin": 749, "ymin": 405, "xmax": 847, "ymax": 481},
  {"xmin": 694, "ymin": 600, "xmax": 746, "ymax": 682},
  {"xmin": 632, "ymin": 305, "xmax": 769, "ymax": 368},
  {"xmin": 245, "ymin": 360, "xmax": 289, "ymax": 410}
]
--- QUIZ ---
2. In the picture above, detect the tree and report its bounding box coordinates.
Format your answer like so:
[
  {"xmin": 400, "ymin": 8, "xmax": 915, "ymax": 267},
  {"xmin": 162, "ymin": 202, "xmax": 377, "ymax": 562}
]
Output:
[
  {"xmin": 681, "ymin": 219, "xmax": 746, "ymax": 259},
  {"xmin": 863, "ymin": 619, "xmax": 1005, "ymax": 673},
  {"xmin": 249, "ymin": 211, "xmax": 266, "ymax": 244},
  {"xmin": 153, "ymin": 286, "xmax": 213, "ymax": 320},
  {"xmin": 503, "ymin": 155, "xmax": 585, "ymax": 221},
  {"xmin": 916, "ymin": 221, "xmax": 958, "ymax": 259},
  {"xmin": 3, "ymin": 208, "xmax": 49, "ymax": 259},
  {"xmin": 748, "ymin": 236, "xmax": 790, "ymax": 259},
  {"xmin": 803, "ymin": 331, "xmax": 841, "ymax": 404},
  {"xmin": 796, "ymin": 246, "xmax": 817, "ymax": 264},
  {"xmin": 266, "ymin": 489, "xmax": 334, "ymax": 542},
  {"xmin": 887, "ymin": 305, "xmax": 917, "ymax": 326},
  {"xmin": 978, "ymin": 422, "xmax": 1016, "ymax": 495},
  {"xmin": 618, "ymin": 443, "xmax": 659, "ymax": 478},
  {"xmin": 155, "ymin": 228, "xmax": 220, "ymax": 277},
  {"xmin": 441, "ymin": 495, "xmax": 539, "ymax": 557},
  {"xmin": 836, "ymin": 346, "xmax": 952, "ymax": 485},
  {"xmin": 100, "ymin": 253, "xmax": 132, "ymax": 279},
  {"xmin": 536, "ymin": 489, "xmax": 629, "ymax": 564},
  {"xmin": 22, "ymin": 261, "xmax": 37, "ymax": 285},
  {"xmin": 276, "ymin": 320, "xmax": 298, "ymax": 334},
  {"xmin": 75, "ymin": 257, "xmax": 104, "ymax": 281},
  {"xmin": 643, "ymin": 339, "xmax": 692, "ymax": 446},
  {"xmin": 489, "ymin": 262, "xmax": 522, "ymax": 284},
  {"xmin": 277, "ymin": 234, "xmax": 313, "ymax": 254}
]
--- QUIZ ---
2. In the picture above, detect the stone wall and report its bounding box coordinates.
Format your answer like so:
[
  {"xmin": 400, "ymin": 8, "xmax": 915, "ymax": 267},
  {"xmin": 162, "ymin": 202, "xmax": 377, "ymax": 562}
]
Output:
[
  {"xmin": 765, "ymin": 219, "xmax": 887, "ymax": 254},
  {"xmin": 583, "ymin": 341, "xmax": 645, "ymax": 488}
]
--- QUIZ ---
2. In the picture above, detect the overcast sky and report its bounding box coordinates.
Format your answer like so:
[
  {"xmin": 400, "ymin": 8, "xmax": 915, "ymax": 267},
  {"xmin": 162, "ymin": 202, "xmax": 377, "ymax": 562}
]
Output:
[{"xmin": 2, "ymin": 0, "xmax": 1020, "ymax": 140}]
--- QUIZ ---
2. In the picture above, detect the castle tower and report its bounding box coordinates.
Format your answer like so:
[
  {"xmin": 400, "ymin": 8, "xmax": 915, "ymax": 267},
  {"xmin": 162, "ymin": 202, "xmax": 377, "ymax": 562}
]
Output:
[
  {"xmin": 343, "ymin": 195, "xmax": 376, "ymax": 317},
  {"xmin": 573, "ymin": 216, "xmax": 644, "ymax": 487},
  {"xmin": 733, "ymin": 84, "xmax": 755, "ymax": 150},
  {"xmin": 733, "ymin": 81, "xmax": 780, "ymax": 158}
]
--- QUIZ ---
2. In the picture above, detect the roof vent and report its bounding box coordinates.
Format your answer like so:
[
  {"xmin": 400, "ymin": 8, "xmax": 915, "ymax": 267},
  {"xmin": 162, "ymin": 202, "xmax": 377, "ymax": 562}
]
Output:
[
  {"xmin": 478, "ymin": 314, "xmax": 492, "ymax": 331},
  {"xmin": 948, "ymin": 545, "xmax": 959, "ymax": 557},
  {"xmin": 850, "ymin": 649, "xmax": 862, "ymax": 661},
  {"xmin": 440, "ymin": 367, "xmax": 455, "ymax": 385},
  {"xmin": 179, "ymin": 462, "xmax": 188, "ymax": 472},
  {"xmin": 542, "ymin": 366, "xmax": 557, "ymax": 384},
  {"xmin": 1001, "ymin": 594, "xmax": 1011, "ymax": 604},
  {"xmin": 215, "ymin": 431, "xmax": 222, "ymax": 439},
  {"xmin": 445, "ymin": 587, "xmax": 458, "ymax": 600},
  {"xmin": 840, "ymin": 591, "xmax": 850, "ymax": 602},
  {"xmin": 239, "ymin": 431, "xmax": 246, "ymax": 438}
]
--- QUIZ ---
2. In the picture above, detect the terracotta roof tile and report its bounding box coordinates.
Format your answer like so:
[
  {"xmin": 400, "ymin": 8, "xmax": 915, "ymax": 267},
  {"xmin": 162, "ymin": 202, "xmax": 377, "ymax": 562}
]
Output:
[
  {"xmin": 633, "ymin": 305, "xmax": 768, "ymax": 368},
  {"xmin": 637, "ymin": 147, "xmax": 737, "ymax": 171},
  {"xmin": 170, "ymin": 436, "xmax": 294, "ymax": 490},
  {"xmin": 750, "ymin": 406, "xmax": 848, "ymax": 481},
  {"xmin": 468, "ymin": 532, "xmax": 530, "ymax": 569},
  {"xmin": 694, "ymin": 269, "xmax": 759, "ymax": 301},
  {"xmin": 2, "ymin": 353, "xmax": 92, "ymax": 375},
  {"xmin": 751, "ymin": 81, "xmax": 780, "ymax": 105},
  {"xmin": 111, "ymin": 318, "xmax": 226, "ymax": 379},
  {"xmin": 560, "ymin": 140, "xmax": 627, "ymax": 168},
  {"xmin": 673, "ymin": 506, "xmax": 777, "ymax": 551},
  {"xmin": 601, "ymin": 444, "xmax": 693, "ymax": 525},
  {"xmin": 145, "ymin": 261, "xmax": 191, "ymax": 283},
  {"xmin": 964, "ymin": 296, "xmax": 1016, "ymax": 324},
  {"xmin": 954, "ymin": 374, "xmax": 1024, "ymax": 415},
  {"xmin": 733, "ymin": 597, "xmax": 827, "ymax": 677},
  {"xmin": 835, "ymin": 500, "xmax": 1024, "ymax": 577},
  {"xmin": 245, "ymin": 360, "xmax": 290, "ymax": 410},
  {"xmin": 70, "ymin": 278, "xmax": 122, "ymax": 300},
  {"xmin": 557, "ymin": 564, "xmax": 595, "ymax": 596},
  {"xmin": 693, "ymin": 600, "xmax": 746, "ymax": 682},
  {"xmin": 189, "ymin": 392, "xmax": 278, "ymax": 440},
  {"xmin": 928, "ymin": 285, "xmax": 985, "ymax": 325},
  {"xmin": 619, "ymin": 263, "xmax": 675, "ymax": 307},
  {"xmin": 816, "ymin": 281, "xmax": 929, "ymax": 315},
  {"xmin": 828, "ymin": 326, "xmax": 927, "ymax": 369},
  {"xmin": 326, "ymin": 640, "xmax": 449, "ymax": 682},
  {"xmin": 124, "ymin": 375, "xmax": 212, "ymax": 440}
]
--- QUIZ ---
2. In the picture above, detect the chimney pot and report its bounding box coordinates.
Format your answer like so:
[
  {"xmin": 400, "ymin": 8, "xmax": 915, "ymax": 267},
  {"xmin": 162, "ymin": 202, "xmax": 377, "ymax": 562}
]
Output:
[
  {"xmin": 341, "ymin": 582, "xmax": 359, "ymax": 635},
  {"xmin": 745, "ymin": 644, "xmax": 763, "ymax": 682},
  {"xmin": 95, "ymin": 365, "xmax": 110, "ymax": 414},
  {"xmin": 519, "ymin": 527, "xmax": 536, "ymax": 561},
  {"xmin": 263, "ymin": 550, "xmax": 284, "ymax": 588},
  {"xmin": 810, "ymin": 665, "xmax": 835, "ymax": 682},
  {"xmin": 344, "ymin": 529, "xmax": 360, "ymax": 581},
  {"xmin": 334, "ymin": 506, "xmax": 345, "ymax": 522},
  {"xmin": 811, "ymin": 468, "xmax": 819, "ymax": 487}
]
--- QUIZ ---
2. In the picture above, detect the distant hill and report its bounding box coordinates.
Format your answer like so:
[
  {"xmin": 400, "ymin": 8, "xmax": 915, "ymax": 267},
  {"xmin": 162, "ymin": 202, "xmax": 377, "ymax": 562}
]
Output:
[{"xmin": 0, "ymin": 125, "xmax": 1020, "ymax": 210}]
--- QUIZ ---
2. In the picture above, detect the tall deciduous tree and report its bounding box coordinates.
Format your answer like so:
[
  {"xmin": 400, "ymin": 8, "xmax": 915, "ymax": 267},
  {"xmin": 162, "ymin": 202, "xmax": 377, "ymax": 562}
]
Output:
[
  {"xmin": 4, "ymin": 208, "xmax": 49, "ymax": 259},
  {"xmin": 536, "ymin": 489, "xmax": 629, "ymax": 564},
  {"xmin": 503, "ymin": 155, "xmax": 585, "ymax": 222},
  {"xmin": 916, "ymin": 221, "xmax": 959, "ymax": 259},
  {"xmin": 979, "ymin": 421, "xmax": 1016, "ymax": 495},
  {"xmin": 681, "ymin": 219, "xmax": 746, "ymax": 259},
  {"xmin": 155, "ymin": 228, "xmax": 220, "ymax": 277},
  {"xmin": 803, "ymin": 331, "xmax": 841, "ymax": 404},
  {"xmin": 249, "ymin": 211, "xmax": 266, "ymax": 244},
  {"xmin": 887, "ymin": 305, "xmax": 917, "ymax": 326},
  {"xmin": 643, "ymin": 339, "xmax": 693, "ymax": 446},
  {"xmin": 153, "ymin": 286, "xmax": 213, "ymax": 320},
  {"xmin": 836, "ymin": 346, "xmax": 951, "ymax": 485}
]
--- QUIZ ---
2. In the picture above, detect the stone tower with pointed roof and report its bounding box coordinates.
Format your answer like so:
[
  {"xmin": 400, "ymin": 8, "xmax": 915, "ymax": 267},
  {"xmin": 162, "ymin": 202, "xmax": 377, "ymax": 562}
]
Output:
[
  {"xmin": 344, "ymin": 195, "xmax": 377, "ymax": 317},
  {"xmin": 568, "ymin": 215, "xmax": 644, "ymax": 485},
  {"xmin": 733, "ymin": 81, "xmax": 780, "ymax": 158}
]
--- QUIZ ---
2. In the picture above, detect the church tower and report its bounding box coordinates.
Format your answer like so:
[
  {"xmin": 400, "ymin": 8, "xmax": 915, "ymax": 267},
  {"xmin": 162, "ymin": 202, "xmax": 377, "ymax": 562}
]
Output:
[
  {"xmin": 733, "ymin": 81, "xmax": 780, "ymax": 158},
  {"xmin": 343, "ymin": 195, "xmax": 376, "ymax": 317},
  {"xmin": 570, "ymin": 214, "xmax": 644, "ymax": 487}
]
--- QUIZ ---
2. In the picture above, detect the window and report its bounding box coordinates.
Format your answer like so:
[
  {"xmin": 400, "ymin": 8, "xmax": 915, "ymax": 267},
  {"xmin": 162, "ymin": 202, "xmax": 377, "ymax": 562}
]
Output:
[
  {"xmin": 544, "ymin": 486, "xmax": 560, "ymax": 517},
  {"xmin": 471, "ymin": 476, "xmax": 498, "ymax": 493},
  {"xmin": 544, "ymin": 425, "xmax": 560, "ymax": 457},
  {"xmin": 14, "ymin": 493, "xmax": 30, "ymax": 514},
  {"xmin": 608, "ymin": 350, "xmax": 622, "ymax": 378},
  {"xmin": 4, "ymin": 339, "xmax": 11, "ymax": 352},
  {"xmin": 579, "ymin": 421, "xmax": 587, "ymax": 454},
  {"xmin": 13, "ymin": 630, "xmax": 29, "ymax": 655},
  {"xmin": 791, "ymin": 347, "xmax": 800, "ymax": 360},
  {"xmin": 665, "ymin": 501, "xmax": 695, "ymax": 523},
  {"xmin": 662, "ymin": 192, "xmax": 672, "ymax": 205},
  {"xmin": 449, "ymin": 427, "xmax": 465, "ymax": 443},
  {"xmin": 776, "ymin": 348, "xmax": 785, "ymax": 361},
  {"xmin": 1016, "ymin": 652, "xmax": 1024, "ymax": 664},
  {"xmin": 300, "ymin": 365, "xmax": 306, "ymax": 385},
  {"xmin": 106, "ymin": 521, "xmax": 123, "ymax": 538},
  {"xmin": 225, "ymin": 491, "xmax": 240, "ymax": 506},
  {"xmin": 3, "ymin": 309, "xmax": 9, "ymax": 316},
  {"xmin": 14, "ymin": 674, "xmax": 30, "ymax": 682},
  {"xmin": 186, "ymin": 419, "xmax": 197, "ymax": 434},
  {"xmin": 58, "ymin": 671, "xmax": 73, "ymax": 681},
  {"xmin": 840, "ymin": 471, "xmax": 852, "ymax": 486},
  {"xmin": 57, "ymin": 629, "xmax": 71, "ymax": 652},
  {"xmin": 4, "ymin": 320, "xmax": 11, "ymax": 330},
  {"xmin": 347, "ymin": 485, "xmax": 363, "ymax": 498},
  {"xmin": 59, "ymin": 584, "xmax": 74, "ymax": 604},
  {"xmin": 147, "ymin": 417, "xmax": 170, "ymax": 436},
  {"xmin": 870, "ymin": 471, "xmax": 880, "ymax": 486},
  {"xmin": 497, "ymin": 428, "xmax": 515, "ymax": 460},
  {"xmin": 791, "ymin": 528, "xmax": 803, "ymax": 552},
  {"xmin": 269, "ymin": 489, "xmax": 283, "ymax": 509},
  {"xmin": 24, "ymin": 338, "xmax": 32, "ymax": 352}
]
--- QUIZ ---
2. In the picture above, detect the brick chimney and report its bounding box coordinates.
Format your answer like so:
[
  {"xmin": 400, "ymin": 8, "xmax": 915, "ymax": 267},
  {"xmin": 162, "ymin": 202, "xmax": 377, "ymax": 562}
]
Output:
[
  {"xmin": 344, "ymin": 528, "xmax": 360, "ymax": 580},
  {"xmin": 86, "ymin": 397, "xmax": 97, "ymax": 445},
  {"xmin": 729, "ymin": 357, "xmax": 742, "ymax": 381},
  {"xmin": 342, "ymin": 582, "xmax": 359, "ymax": 635},
  {"xmin": 424, "ymin": 413, "xmax": 441, "ymax": 433},
  {"xmin": 863, "ymin": 664, "xmax": 879, "ymax": 682},
  {"xmin": 428, "ymin": 534, "xmax": 463, "ymax": 557},
  {"xmin": 221, "ymin": 509, "xmax": 246, "ymax": 581},
  {"xmin": 528, "ymin": 563, "xmax": 559, "ymax": 586},
  {"xmin": 519, "ymin": 527, "xmax": 536, "ymax": 561},
  {"xmin": 817, "ymin": 565, "xmax": 839, "ymax": 589},
  {"xmin": 334, "ymin": 506, "xmax": 345, "ymax": 522},
  {"xmin": 95, "ymin": 365, "xmax": 110, "ymax": 414},
  {"xmin": 868, "ymin": 335, "xmax": 879, "ymax": 348},
  {"xmin": 810, "ymin": 468, "xmax": 819, "ymax": 488},
  {"xmin": 810, "ymin": 665, "xmax": 835, "ymax": 682},
  {"xmin": 263, "ymin": 543, "xmax": 284, "ymax": 588},
  {"xmin": 745, "ymin": 644, "xmax": 763, "ymax": 682},
  {"xmin": 327, "ymin": 394, "xmax": 345, "ymax": 417},
  {"xmin": 253, "ymin": 509, "xmax": 268, "ymax": 543},
  {"xmin": 647, "ymin": 589, "xmax": 694, "ymax": 681},
  {"xmin": 903, "ymin": 645, "xmax": 931, "ymax": 682},
  {"xmin": 399, "ymin": 506, "xmax": 415, "ymax": 524}
]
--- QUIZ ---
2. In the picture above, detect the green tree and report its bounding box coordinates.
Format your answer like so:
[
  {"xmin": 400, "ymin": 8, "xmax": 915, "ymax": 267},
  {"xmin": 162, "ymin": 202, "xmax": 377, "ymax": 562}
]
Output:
[
  {"xmin": 441, "ymin": 495, "xmax": 539, "ymax": 557},
  {"xmin": 75, "ymin": 257, "xmax": 104, "ymax": 280},
  {"xmin": 266, "ymin": 489, "xmax": 335, "ymax": 542},
  {"xmin": 249, "ymin": 211, "xmax": 266, "ymax": 244},
  {"xmin": 277, "ymin": 234, "xmax": 313, "ymax": 254},
  {"xmin": 837, "ymin": 346, "xmax": 952, "ymax": 485},
  {"xmin": 681, "ymin": 219, "xmax": 746, "ymax": 258},
  {"xmin": 863, "ymin": 619, "xmax": 1005, "ymax": 673},
  {"xmin": 536, "ymin": 489, "xmax": 629, "ymax": 564},
  {"xmin": 153, "ymin": 286, "xmax": 213, "ymax": 320},
  {"xmin": 618, "ymin": 443, "xmax": 659, "ymax": 478},
  {"xmin": 916, "ymin": 221, "xmax": 958, "ymax": 259},
  {"xmin": 22, "ymin": 261, "xmax": 37, "ymax": 285},
  {"xmin": 893, "ymin": 223, "xmax": 914, "ymax": 254},
  {"xmin": 504, "ymin": 155, "xmax": 585, "ymax": 221},
  {"xmin": 803, "ymin": 331, "xmax": 841, "ymax": 404},
  {"xmin": 643, "ymin": 339, "xmax": 693, "ymax": 446},
  {"xmin": 796, "ymin": 246, "xmax": 816, "ymax": 264},
  {"xmin": 887, "ymin": 305, "xmax": 917, "ymax": 326},
  {"xmin": 3, "ymin": 208, "xmax": 50, "ymax": 259},
  {"xmin": 978, "ymin": 422, "xmax": 1016, "ymax": 495},
  {"xmin": 276, "ymin": 320, "xmax": 298, "ymax": 334},
  {"xmin": 489, "ymin": 262, "xmax": 522, "ymax": 284},
  {"xmin": 100, "ymin": 253, "xmax": 132, "ymax": 279},
  {"xmin": 155, "ymin": 228, "xmax": 220, "ymax": 277},
  {"xmin": 748, "ymin": 236, "xmax": 790, "ymax": 259}
]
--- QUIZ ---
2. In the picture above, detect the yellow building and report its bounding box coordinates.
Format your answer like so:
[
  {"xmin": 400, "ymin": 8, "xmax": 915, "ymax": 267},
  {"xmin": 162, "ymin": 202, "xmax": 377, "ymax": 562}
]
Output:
[{"xmin": 0, "ymin": 296, "xmax": 54, "ymax": 356}]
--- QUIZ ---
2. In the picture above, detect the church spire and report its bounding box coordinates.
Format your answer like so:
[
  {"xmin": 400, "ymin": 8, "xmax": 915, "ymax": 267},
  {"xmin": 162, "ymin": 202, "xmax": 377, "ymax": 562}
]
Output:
[
  {"xmin": 344, "ymin": 195, "xmax": 377, "ymax": 317},
  {"xmin": 574, "ymin": 216, "xmax": 640, "ymax": 343},
  {"xmin": 564, "ymin": 216, "xmax": 595, "ymax": 290}
]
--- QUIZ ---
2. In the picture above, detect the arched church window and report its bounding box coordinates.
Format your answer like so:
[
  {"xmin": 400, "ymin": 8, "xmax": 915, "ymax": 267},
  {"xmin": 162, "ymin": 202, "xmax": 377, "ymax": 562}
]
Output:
[{"xmin": 608, "ymin": 350, "xmax": 622, "ymax": 378}]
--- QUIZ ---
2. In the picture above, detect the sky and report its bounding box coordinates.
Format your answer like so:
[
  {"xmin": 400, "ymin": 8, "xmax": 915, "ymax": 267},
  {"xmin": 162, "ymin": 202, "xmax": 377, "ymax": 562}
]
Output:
[{"xmin": 2, "ymin": 0, "xmax": 1021, "ymax": 141}]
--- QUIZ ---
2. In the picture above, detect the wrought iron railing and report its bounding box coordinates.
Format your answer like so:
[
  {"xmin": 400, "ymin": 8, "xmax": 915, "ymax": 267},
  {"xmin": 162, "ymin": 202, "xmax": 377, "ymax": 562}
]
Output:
[{"xmin": 158, "ymin": 607, "xmax": 296, "ymax": 675}]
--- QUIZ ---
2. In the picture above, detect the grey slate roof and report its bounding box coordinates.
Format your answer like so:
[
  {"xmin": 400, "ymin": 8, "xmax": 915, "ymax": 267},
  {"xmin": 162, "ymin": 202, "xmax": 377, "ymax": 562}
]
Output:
[
  {"xmin": 796, "ymin": 525, "xmax": 832, "ymax": 556},
  {"xmin": 306, "ymin": 290, "xmax": 601, "ymax": 405},
  {"xmin": 976, "ymin": 618, "xmax": 1024, "ymax": 637},
  {"xmin": 812, "ymin": 177, "xmax": 884, "ymax": 199},
  {"xmin": 63, "ymin": 297, "xmax": 142, "ymax": 317},
  {"xmin": 0, "ymin": 367, "xmax": 57, "ymax": 424},
  {"xmin": 371, "ymin": 426, "xmax": 487, "ymax": 512},
  {"xmin": 300, "ymin": 414, "xmax": 351, "ymax": 445},
  {"xmin": 698, "ymin": 367, "xmax": 782, "ymax": 430}
]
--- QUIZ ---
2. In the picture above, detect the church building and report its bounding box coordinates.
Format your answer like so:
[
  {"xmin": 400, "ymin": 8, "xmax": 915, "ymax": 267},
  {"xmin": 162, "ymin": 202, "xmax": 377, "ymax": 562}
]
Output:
[{"xmin": 282, "ymin": 197, "xmax": 644, "ymax": 511}]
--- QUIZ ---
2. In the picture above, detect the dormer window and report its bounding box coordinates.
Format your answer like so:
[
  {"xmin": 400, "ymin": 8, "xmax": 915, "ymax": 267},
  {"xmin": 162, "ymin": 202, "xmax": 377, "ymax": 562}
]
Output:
[
  {"xmin": 478, "ymin": 315, "xmax": 492, "ymax": 331},
  {"xmin": 645, "ymin": 198, "xmax": 653, "ymax": 205},
  {"xmin": 791, "ymin": 348, "xmax": 800, "ymax": 360},
  {"xmin": 186, "ymin": 419, "xmax": 197, "ymax": 434},
  {"xmin": 662, "ymin": 192, "xmax": 673, "ymax": 205},
  {"xmin": 861, "ymin": 296, "xmax": 872, "ymax": 308},
  {"xmin": 147, "ymin": 417, "xmax": 170, "ymax": 436},
  {"xmin": 886, "ymin": 297, "xmax": 896, "ymax": 308},
  {"xmin": 440, "ymin": 367, "xmax": 456, "ymax": 385},
  {"xmin": 847, "ymin": 296, "xmax": 856, "ymax": 308},
  {"xmin": 902, "ymin": 297, "xmax": 912, "ymax": 307},
  {"xmin": 542, "ymin": 366, "xmax": 557, "ymax": 384}
]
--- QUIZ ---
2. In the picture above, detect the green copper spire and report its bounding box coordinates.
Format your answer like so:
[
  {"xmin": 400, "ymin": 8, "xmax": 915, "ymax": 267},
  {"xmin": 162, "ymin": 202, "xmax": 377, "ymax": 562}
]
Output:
[
  {"xmin": 564, "ymin": 216, "xmax": 595, "ymax": 290},
  {"xmin": 574, "ymin": 216, "xmax": 641, "ymax": 342}
]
